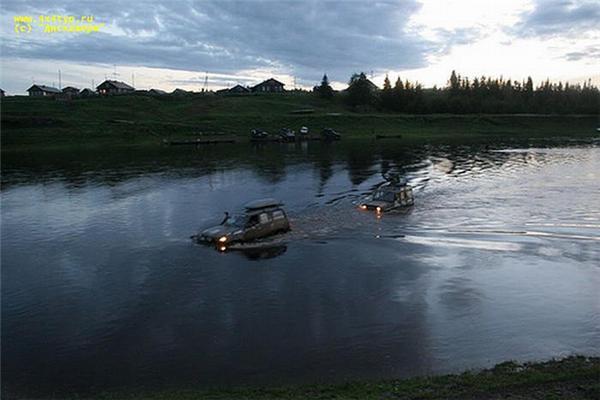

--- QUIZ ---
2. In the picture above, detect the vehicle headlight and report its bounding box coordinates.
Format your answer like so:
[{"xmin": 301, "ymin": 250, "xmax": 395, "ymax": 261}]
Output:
[
  {"xmin": 360, "ymin": 204, "xmax": 367, "ymax": 210},
  {"xmin": 376, "ymin": 206, "xmax": 382, "ymax": 213},
  {"xmin": 218, "ymin": 236, "xmax": 228, "ymax": 243}
]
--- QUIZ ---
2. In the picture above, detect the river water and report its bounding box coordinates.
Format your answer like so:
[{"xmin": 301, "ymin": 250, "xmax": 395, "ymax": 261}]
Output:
[{"xmin": 2, "ymin": 138, "xmax": 599, "ymax": 396}]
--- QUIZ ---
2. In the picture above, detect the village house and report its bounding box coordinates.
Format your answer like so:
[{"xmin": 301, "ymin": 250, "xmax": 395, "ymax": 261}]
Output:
[
  {"xmin": 79, "ymin": 88, "xmax": 96, "ymax": 97},
  {"xmin": 149, "ymin": 88, "xmax": 167, "ymax": 96},
  {"xmin": 62, "ymin": 86, "xmax": 80, "ymax": 95},
  {"xmin": 96, "ymin": 80, "xmax": 135, "ymax": 95},
  {"xmin": 251, "ymin": 78, "xmax": 285, "ymax": 93},
  {"xmin": 228, "ymin": 84, "xmax": 251, "ymax": 94},
  {"xmin": 27, "ymin": 84, "xmax": 62, "ymax": 97},
  {"xmin": 171, "ymin": 88, "xmax": 189, "ymax": 95}
]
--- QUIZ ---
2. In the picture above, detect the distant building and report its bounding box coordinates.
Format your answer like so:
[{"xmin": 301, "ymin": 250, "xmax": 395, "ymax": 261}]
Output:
[
  {"xmin": 229, "ymin": 84, "xmax": 251, "ymax": 94},
  {"xmin": 251, "ymin": 78, "xmax": 285, "ymax": 93},
  {"xmin": 149, "ymin": 88, "xmax": 167, "ymax": 96},
  {"xmin": 96, "ymin": 80, "xmax": 135, "ymax": 95},
  {"xmin": 62, "ymin": 86, "xmax": 80, "ymax": 95},
  {"xmin": 171, "ymin": 88, "xmax": 189, "ymax": 95},
  {"xmin": 27, "ymin": 84, "xmax": 62, "ymax": 97},
  {"xmin": 0, "ymin": 88, "xmax": 5, "ymax": 97},
  {"xmin": 80, "ymin": 88, "xmax": 96, "ymax": 97}
]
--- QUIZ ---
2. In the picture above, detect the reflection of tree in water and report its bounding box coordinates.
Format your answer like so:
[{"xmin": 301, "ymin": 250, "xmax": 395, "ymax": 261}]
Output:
[
  {"xmin": 247, "ymin": 144, "xmax": 288, "ymax": 184},
  {"xmin": 345, "ymin": 144, "xmax": 377, "ymax": 186},
  {"xmin": 313, "ymin": 145, "xmax": 335, "ymax": 194}
]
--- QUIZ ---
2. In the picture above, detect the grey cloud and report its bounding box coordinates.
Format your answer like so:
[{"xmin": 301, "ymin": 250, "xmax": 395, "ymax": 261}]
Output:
[
  {"xmin": 515, "ymin": 0, "xmax": 600, "ymax": 37},
  {"xmin": 565, "ymin": 46, "xmax": 600, "ymax": 61},
  {"xmin": 1, "ymin": 0, "xmax": 441, "ymax": 84}
]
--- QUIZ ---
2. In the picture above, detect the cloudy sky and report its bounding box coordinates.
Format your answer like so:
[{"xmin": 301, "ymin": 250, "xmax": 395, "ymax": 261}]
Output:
[{"xmin": 1, "ymin": 0, "xmax": 598, "ymax": 94}]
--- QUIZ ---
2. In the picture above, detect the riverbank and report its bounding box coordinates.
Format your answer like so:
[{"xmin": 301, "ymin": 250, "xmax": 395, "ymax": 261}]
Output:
[
  {"xmin": 17, "ymin": 356, "xmax": 593, "ymax": 399},
  {"xmin": 1, "ymin": 93, "xmax": 598, "ymax": 150}
]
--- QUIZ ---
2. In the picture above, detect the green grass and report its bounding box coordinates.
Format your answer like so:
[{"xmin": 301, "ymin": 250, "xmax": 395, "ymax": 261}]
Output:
[
  {"xmin": 5, "ymin": 356, "xmax": 593, "ymax": 399},
  {"xmin": 1, "ymin": 93, "xmax": 598, "ymax": 150}
]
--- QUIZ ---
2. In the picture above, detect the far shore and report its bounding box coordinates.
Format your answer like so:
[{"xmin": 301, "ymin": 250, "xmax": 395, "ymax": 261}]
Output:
[{"xmin": 1, "ymin": 94, "xmax": 598, "ymax": 151}]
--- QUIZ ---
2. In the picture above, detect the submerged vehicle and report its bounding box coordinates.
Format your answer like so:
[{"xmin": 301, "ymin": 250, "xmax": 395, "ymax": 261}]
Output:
[
  {"xmin": 359, "ymin": 177, "xmax": 414, "ymax": 213},
  {"xmin": 321, "ymin": 128, "xmax": 341, "ymax": 141},
  {"xmin": 278, "ymin": 128, "xmax": 296, "ymax": 142},
  {"xmin": 194, "ymin": 198, "xmax": 290, "ymax": 249},
  {"xmin": 250, "ymin": 128, "xmax": 269, "ymax": 141}
]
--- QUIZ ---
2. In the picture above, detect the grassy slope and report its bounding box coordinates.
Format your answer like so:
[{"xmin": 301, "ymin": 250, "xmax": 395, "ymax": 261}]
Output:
[
  {"xmin": 82, "ymin": 356, "xmax": 600, "ymax": 399},
  {"xmin": 1, "ymin": 93, "xmax": 598, "ymax": 149}
]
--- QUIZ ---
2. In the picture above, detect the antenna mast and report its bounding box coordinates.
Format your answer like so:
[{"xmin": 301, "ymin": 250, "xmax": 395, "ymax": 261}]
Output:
[{"xmin": 203, "ymin": 72, "xmax": 208, "ymax": 92}]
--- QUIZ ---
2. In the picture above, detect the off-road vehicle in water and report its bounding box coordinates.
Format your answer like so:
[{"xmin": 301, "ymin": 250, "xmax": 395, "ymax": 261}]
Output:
[
  {"xmin": 359, "ymin": 176, "xmax": 414, "ymax": 213},
  {"xmin": 194, "ymin": 198, "xmax": 290, "ymax": 249}
]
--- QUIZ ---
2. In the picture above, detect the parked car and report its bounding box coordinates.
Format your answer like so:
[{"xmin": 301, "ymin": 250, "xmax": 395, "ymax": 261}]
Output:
[
  {"xmin": 194, "ymin": 198, "xmax": 291, "ymax": 250},
  {"xmin": 278, "ymin": 128, "xmax": 296, "ymax": 142},
  {"xmin": 250, "ymin": 128, "xmax": 269, "ymax": 141},
  {"xmin": 321, "ymin": 128, "xmax": 341, "ymax": 141}
]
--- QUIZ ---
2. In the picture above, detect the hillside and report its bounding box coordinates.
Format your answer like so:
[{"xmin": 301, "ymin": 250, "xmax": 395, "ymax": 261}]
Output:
[{"xmin": 1, "ymin": 92, "xmax": 597, "ymax": 149}]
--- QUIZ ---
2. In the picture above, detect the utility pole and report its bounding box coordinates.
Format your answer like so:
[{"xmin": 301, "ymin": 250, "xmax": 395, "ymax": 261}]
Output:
[
  {"xmin": 132, "ymin": 72, "xmax": 135, "ymax": 88},
  {"xmin": 203, "ymin": 72, "xmax": 208, "ymax": 92},
  {"xmin": 58, "ymin": 69, "xmax": 61, "ymax": 89}
]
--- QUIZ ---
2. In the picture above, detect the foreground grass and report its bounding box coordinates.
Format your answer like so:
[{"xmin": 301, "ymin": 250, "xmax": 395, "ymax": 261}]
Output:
[
  {"xmin": 1, "ymin": 93, "xmax": 598, "ymax": 150},
  {"xmin": 42, "ymin": 356, "xmax": 592, "ymax": 400}
]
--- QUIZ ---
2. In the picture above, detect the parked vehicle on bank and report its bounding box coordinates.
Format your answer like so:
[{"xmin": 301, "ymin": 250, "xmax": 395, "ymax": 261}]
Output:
[
  {"xmin": 321, "ymin": 128, "xmax": 341, "ymax": 141},
  {"xmin": 278, "ymin": 128, "xmax": 296, "ymax": 142}
]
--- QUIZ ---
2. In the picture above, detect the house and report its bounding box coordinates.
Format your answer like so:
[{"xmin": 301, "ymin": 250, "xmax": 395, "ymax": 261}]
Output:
[
  {"xmin": 80, "ymin": 88, "xmax": 96, "ymax": 97},
  {"xmin": 171, "ymin": 88, "xmax": 189, "ymax": 95},
  {"xmin": 27, "ymin": 84, "xmax": 62, "ymax": 97},
  {"xmin": 251, "ymin": 78, "xmax": 285, "ymax": 93},
  {"xmin": 228, "ymin": 84, "xmax": 251, "ymax": 94},
  {"xmin": 96, "ymin": 80, "xmax": 135, "ymax": 95},
  {"xmin": 149, "ymin": 88, "xmax": 167, "ymax": 96},
  {"xmin": 62, "ymin": 86, "xmax": 80, "ymax": 95}
]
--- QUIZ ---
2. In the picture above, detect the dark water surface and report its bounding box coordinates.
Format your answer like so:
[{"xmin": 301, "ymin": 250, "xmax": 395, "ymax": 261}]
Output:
[{"xmin": 2, "ymin": 139, "xmax": 599, "ymax": 396}]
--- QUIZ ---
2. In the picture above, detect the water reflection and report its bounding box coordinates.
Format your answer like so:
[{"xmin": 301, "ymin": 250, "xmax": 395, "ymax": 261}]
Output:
[{"xmin": 2, "ymin": 138, "xmax": 599, "ymax": 397}]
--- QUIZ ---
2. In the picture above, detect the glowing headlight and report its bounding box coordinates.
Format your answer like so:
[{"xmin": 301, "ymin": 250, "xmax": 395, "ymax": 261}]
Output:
[
  {"xmin": 376, "ymin": 206, "xmax": 382, "ymax": 213},
  {"xmin": 360, "ymin": 204, "xmax": 367, "ymax": 210},
  {"xmin": 218, "ymin": 236, "xmax": 228, "ymax": 243}
]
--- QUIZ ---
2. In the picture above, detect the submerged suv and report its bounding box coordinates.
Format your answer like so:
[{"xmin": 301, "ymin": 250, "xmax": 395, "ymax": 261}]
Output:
[
  {"xmin": 195, "ymin": 198, "xmax": 290, "ymax": 248},
  {"xmin": 359, "ymin": 182, "xmax": 414, "ymax": 213}
]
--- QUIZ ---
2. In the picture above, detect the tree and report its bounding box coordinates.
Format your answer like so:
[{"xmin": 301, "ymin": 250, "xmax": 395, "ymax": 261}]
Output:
[
  {"xmin": 346, "ymin": 72, "xmax": 374, "ymax": 107},
  {"xmin": 315, "ymin": 74, "xmax": 334, "ymax": 99}
]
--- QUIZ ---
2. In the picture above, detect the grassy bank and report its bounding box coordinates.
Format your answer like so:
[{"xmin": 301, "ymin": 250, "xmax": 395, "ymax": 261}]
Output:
[
  {"xmin": 5, "ymin": 356, "xmax": 590, "ymax": 399},
  {"xmin": 1, "ymin": 93, "xmax": 598, "ymax": 150}
]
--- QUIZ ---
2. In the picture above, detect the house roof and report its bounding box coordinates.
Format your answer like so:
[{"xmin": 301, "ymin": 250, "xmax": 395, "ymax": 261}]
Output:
[
  {"xmin": 62, "ymin": 86, "xmax": 80, "ymax": 92},
  {"xmin": 27, "ymin": 84, "xmax": 61, "ymax": 93},
  {"xmin": 97, "ymin": 80, "xmax": 135, "ymax": 90},
  {"xmin": 229, "ymin": 84, "xmax": 250, "ymax": 92},
  {"xmin": 252, "ymin": 78, "xmax": 285, "ymax": 89},
  {"xmin": 149, "ymin": 88, "xmax": 167, "ymax": 94},
  {"xmin": 172, "ymin": 88, "xmax": 188, "ymax": 94}
]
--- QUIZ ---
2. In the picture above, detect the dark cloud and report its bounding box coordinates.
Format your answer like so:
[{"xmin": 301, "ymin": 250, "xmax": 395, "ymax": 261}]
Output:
[
  {"xmin": 515, "ymin": 0, "xmax": 600, "ymax": 37},
  {"xmin": 565, "ymin": 46, "xmax": 600, "ymax": 61},
  {"xmin": 1, "ymin": 0, "xmax": 442, "ymax": 84}
]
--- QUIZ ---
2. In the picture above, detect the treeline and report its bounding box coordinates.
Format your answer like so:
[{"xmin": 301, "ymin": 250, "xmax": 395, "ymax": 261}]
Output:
[{"xmin": 314, "ymin": 71, "xmax": 599, "ymax": 114}]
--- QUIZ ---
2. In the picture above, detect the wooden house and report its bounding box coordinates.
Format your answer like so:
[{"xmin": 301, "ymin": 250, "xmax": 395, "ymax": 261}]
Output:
[
  {"xmin": 251, "ymin": 78, "xmax": 285, "ymax": 93},
  {"xmin": 62, "ymin": 86, "xmax": 80, "ymax": 95},
  {"xmin": 27, "ymin": 84, "xmax": 61, "ymax": 97},
  {"xmin": 96, "ymin": 80, "xmax": 135, "ymax": 95}
]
